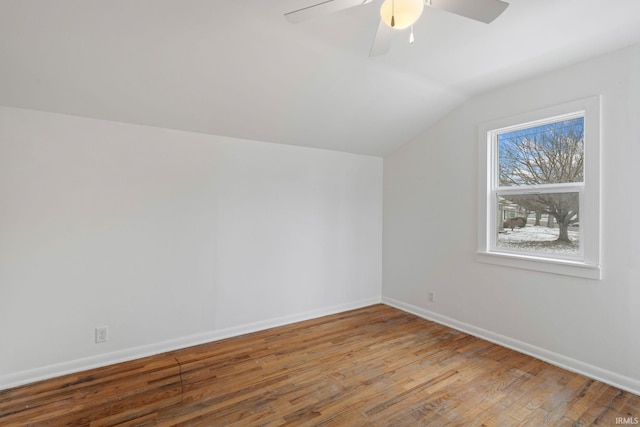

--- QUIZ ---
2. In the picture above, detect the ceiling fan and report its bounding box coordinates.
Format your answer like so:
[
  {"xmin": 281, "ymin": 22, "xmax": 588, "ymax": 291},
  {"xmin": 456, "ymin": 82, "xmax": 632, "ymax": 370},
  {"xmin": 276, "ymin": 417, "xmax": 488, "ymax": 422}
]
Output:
[{"xmin": 284, "ymin": 0, "xmax": 509, "ymax": 56}]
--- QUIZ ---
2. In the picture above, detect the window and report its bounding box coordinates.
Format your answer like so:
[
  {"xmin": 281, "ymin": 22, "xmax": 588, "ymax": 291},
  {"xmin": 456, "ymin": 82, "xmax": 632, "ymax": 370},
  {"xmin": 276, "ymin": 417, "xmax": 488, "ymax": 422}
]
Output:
[{"xmin": 477, "ymin": 97, "xmax": 600, "ymax": 279}]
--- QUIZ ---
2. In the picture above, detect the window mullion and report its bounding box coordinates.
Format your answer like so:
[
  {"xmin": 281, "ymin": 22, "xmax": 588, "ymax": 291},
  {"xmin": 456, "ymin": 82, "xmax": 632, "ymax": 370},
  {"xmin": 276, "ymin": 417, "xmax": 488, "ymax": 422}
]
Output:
[{"xmin": 495, "ymin": 183, "xmax": 583, "ymax": 196}]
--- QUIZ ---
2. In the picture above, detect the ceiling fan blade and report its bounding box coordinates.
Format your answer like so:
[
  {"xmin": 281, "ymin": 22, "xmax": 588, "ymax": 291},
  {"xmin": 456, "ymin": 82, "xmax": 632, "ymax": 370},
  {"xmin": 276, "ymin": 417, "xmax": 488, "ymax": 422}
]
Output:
[
  {"xmin": 369, "ymin": 18, "xmax": 394, "ymax": 57},
  {"xmin": 285, "ymin": 0, "xmax": 369, "ymax": 24},
  {"xmin": 427, "ymin": 0, "xmax": 509, "ymax": 24}
]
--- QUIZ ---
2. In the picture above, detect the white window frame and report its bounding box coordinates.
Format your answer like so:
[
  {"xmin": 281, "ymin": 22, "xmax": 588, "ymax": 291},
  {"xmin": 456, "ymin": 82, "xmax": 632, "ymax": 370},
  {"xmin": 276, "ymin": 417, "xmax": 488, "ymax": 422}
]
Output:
[{"xmin": 477, "ymin": 97, "xmax": 601, "ymax": 279}]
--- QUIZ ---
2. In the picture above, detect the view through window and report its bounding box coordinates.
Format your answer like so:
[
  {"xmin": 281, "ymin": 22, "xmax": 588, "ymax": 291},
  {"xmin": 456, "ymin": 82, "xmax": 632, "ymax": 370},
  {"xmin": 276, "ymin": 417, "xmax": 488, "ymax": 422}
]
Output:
[{"xmin": 493, "ymin": 116, "xmax": 584, "ymax": 259}]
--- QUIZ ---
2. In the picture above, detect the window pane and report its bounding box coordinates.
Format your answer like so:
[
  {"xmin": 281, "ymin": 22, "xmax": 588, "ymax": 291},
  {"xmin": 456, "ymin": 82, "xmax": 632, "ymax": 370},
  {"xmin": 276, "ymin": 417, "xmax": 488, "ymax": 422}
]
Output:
[
  {"xmin": 496, "ymin": 192, "xmax": 579, "ymax": 256},
  {"xmin": 497, "ymin": 117, "xmax": 584, "ymax": 187}
]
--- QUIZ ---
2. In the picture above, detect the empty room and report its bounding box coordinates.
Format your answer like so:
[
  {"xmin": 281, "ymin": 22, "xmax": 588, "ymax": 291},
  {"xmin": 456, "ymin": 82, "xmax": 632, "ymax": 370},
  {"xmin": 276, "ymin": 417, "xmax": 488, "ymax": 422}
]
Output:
[{"xmin": 1, "ymin": 0, "xmax": 640, "ymax": 425}]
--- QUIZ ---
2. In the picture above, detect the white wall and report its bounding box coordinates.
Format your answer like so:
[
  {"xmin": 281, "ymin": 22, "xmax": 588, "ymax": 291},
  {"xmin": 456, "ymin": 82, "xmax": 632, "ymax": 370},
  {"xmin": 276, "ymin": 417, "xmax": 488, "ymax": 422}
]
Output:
[
  {"xmin": 383, "ymin": 44, "xmax": 640, "ymax": 394},
  {"xmin": 0, "ymin": 107, "xmax": 382, "ymax": 389}
]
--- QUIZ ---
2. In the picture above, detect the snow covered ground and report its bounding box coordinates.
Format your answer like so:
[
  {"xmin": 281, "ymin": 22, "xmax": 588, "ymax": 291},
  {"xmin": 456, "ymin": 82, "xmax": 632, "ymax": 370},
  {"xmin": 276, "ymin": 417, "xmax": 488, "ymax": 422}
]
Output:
[{"xmin": 497, "ymin": 225, "xmax": 579, "ymax": 255}]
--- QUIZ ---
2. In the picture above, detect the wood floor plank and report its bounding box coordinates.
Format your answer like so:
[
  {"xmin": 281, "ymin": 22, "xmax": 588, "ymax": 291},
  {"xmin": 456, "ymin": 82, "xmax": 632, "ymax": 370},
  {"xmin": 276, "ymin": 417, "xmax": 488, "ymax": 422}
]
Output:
[{"xmin": 1, "ymin": 304, "xmax": 639, "ymax": 426}]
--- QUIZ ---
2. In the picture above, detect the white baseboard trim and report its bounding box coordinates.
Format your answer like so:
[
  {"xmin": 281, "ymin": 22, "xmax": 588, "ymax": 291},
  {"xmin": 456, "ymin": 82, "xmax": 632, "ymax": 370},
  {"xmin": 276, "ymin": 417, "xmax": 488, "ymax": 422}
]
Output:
[
  {"xmin": 382, "ymin": 296, "xmax": 640, "ymax": 397},
  {"xmin": 0, "ymin": 296, "xmax": 382, "ymax": 391}
]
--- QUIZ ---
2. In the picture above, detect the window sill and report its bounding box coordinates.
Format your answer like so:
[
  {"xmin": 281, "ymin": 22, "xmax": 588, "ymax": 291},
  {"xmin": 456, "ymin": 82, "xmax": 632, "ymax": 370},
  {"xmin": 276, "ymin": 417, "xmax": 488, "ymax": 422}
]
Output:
[{"xmin": 477, "ymin": 251, "xmax": 601, "ymax": 280}]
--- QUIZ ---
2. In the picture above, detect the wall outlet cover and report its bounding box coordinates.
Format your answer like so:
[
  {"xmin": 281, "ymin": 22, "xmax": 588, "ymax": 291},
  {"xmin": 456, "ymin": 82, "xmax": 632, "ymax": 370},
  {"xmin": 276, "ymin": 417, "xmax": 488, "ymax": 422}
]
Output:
[{"xmin": 95, "ymin": 327, "xmax": 108, "ymax": 343}]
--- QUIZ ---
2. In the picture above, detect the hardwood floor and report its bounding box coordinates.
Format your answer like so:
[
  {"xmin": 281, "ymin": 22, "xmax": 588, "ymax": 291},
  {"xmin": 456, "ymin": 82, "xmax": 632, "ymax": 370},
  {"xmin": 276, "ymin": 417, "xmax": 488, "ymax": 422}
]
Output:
[{"xmin": 1, "ymin": 304, "xmax": 638, "ymax": 426}]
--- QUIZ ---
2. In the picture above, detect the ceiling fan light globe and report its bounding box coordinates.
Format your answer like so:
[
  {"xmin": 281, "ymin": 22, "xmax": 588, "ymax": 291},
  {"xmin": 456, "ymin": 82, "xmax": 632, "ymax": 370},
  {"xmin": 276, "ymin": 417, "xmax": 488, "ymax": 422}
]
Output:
[{"xmin": 380, "ymin": 0, "xmax": 424, "ymax": 30}]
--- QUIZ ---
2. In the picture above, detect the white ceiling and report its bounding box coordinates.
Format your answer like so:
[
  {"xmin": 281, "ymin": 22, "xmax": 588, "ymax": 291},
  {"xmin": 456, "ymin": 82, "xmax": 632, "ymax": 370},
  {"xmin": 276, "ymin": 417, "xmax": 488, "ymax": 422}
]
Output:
[{"xmin": 1, "ymin": 0, "xmax": 639, "ymax": 156}]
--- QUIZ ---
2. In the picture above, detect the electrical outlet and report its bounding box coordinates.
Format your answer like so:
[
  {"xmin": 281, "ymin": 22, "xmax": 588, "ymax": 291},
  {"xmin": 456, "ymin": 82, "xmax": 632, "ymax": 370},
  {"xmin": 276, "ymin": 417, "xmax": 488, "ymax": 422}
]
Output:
[
  {"xmin": 428, "ymin": 291, "xmax": 435, "ymax": 303},
  {"xmin": 95, "ymin": 327, "xmax": 108, "ymax": 343}
]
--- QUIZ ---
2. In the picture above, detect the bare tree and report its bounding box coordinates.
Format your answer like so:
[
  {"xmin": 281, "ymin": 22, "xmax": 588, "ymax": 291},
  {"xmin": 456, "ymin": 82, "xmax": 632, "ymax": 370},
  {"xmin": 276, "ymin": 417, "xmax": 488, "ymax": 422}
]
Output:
[{"xmin": 498, "ymin": 119, "xmax": 583, "ymax": 242}]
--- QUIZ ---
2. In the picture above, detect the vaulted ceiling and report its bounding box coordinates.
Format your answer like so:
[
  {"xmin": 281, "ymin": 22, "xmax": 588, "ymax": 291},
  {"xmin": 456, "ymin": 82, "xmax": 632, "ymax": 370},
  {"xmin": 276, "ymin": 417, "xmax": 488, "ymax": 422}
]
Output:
[{"xmin": 1, "ymin": 0, "xmax": 639, "ymax": 156}]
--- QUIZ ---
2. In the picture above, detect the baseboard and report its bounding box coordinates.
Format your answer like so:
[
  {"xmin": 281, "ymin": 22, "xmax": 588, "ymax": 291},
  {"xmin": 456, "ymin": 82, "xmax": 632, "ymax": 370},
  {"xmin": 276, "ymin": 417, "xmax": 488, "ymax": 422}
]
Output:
[
  {"xmin": 382, "ymin": 296, "xmax": 640, "ymax": 397},
  {"xmin": 0, "ymin": 296, "xmax": 382, "ymax": 391}
]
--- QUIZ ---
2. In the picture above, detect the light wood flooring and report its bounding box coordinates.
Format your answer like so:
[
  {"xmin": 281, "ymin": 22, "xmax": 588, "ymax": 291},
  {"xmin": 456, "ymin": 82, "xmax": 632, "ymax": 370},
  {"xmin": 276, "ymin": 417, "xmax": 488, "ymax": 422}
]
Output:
[{"xmin": 1, "ymin": 304, "xmax": 639, "ymax": 426}]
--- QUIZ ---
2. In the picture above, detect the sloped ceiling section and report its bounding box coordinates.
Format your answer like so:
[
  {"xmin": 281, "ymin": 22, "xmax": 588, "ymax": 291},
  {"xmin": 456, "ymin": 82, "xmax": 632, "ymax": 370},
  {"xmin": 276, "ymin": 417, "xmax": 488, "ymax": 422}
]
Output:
[{"xmin": 1, "ymin": 0, "xmax": 639, "ymax": 156}]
